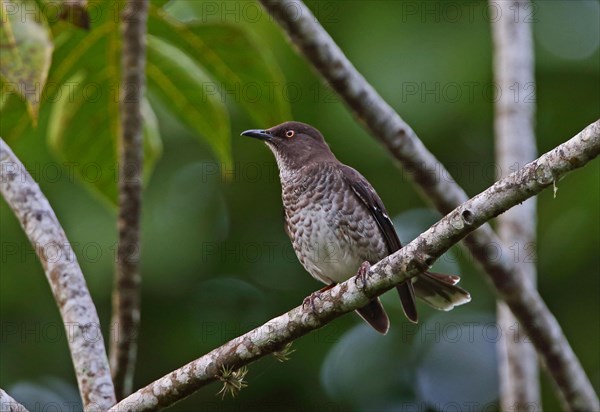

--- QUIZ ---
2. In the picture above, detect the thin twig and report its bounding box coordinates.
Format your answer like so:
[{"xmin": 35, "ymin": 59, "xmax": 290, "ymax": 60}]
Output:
[
  {"xmin": 109, "ymin": 0, "xmax": 148, "ymax": 400},
  {"xmin": 257, "ymin": 1, "xmax": 598, "ymax": 409},
  {"xmin": 0, "ymin": 140, "xmax": 116, "ymax": 409},
  {"xmin": 491, "ymin": 1, "xmax": 541, "ymax": 410},
  {"xmin": 110, "ymin": 120, "xmax": 600, "ymax": 411},
  {"xmin": 0, "ymin": 389, "xmax": 29, "ymax": 412}
]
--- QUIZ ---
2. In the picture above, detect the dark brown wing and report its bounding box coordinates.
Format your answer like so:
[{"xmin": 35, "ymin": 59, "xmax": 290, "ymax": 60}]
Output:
[{"xmin": 341, "ymin": 165, "xmax": 418, "ymax": 323}]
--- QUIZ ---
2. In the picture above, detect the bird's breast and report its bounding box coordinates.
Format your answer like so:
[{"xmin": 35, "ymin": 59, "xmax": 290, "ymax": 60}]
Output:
[{"xmin": 283, "ymin": 171, "xmax": 387, "ymax": 284}]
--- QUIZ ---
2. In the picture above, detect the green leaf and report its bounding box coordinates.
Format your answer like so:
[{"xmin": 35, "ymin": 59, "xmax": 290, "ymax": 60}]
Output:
[
  {"xmin": 146, "ymin": 34, "xmax": 230, "ymax": 165},
  {"xmin": 148, "ymin": 6, "xmax": 291, "ymax": 127},
  {"xmin": 1, "ymin": 2, "xmax": 114, "ymax": 141},
  {"xmin": 151, "ymin": 0, "xmax": 170, "ymax": 8},
  {"xmin": 47, "ymin": 0, "xmax": 120, "ymax": 88},
  {"xmin": 48, "ymin": 71, "xmax": 162, "ymax": 206},
  {"xmin": 47, "ymin": 71, "xmax": 118, "ymax": 204},
  {"xmin": 142, "ymin": 97, "xmax": 163, "ymax": 182},
  {"xmin": 0, "ymin": 0, "xmax": 53, "ymax": 122},
  {"xmin": 0, "ymin": 80, "xmax": 31, "ymax": 141}
]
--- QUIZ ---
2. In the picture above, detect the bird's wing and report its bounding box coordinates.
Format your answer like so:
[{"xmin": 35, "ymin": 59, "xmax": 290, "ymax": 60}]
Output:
[
  {"xmin": 340, "ymin": 165, "xmax": 418, "ymax": 323},
  {"xmin": 340, "ymin": 165, "xmax": 401, "ymax": 252}
]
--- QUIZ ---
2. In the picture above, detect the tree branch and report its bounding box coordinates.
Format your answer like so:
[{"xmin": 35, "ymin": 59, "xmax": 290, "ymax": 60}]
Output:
[
  {"xmin": 0, "ymin": 389, "xmax": 29, "ymax": 412},
  {"xmin": 0, "ymin": 140, "xmax": 116, "ymax": 409},
  {"xmin": 110, "ymin": 0, "xmax": 148, "ymax": 400},
  {"xmin": 258, "ymin": 1, "xmax": 598, "ymax": 409},
  {"xmin": 491, "ymin": 1, "xmax": 541, "ymax": 409},
  {"xmin": 111, "ymin": 121, "xmax": 600, "ymax": 411}
]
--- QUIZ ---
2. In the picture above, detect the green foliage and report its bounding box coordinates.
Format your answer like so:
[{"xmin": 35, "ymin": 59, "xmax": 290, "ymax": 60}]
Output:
[
  {"xmin": 0, "ymin": 0, "xmax": 291, "ymax": 205},
  {"xmin": 141, "ymin": 97, "xmax": 163, "ymax": 182},
  {"xmin": 147, "ymin": 7, "xmax": 291, "ymax": 126},
  {"xmin": 47, "ymin": 71, "xmax": 161, "ymax": 205},
  {"xmin": 47, "ymin": 71, "xmax": 119, "ymax": 203},
  {"xmin": 146, "ymin": 35, "xmax": 230, "ymax": 166},
  {"xmin": 0, "ymin": 0, "xmax": 53, "ymax": 121}
]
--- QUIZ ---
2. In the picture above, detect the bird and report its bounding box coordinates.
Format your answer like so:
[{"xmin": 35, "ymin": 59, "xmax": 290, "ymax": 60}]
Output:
[{"xmin": 242, "ymin": 121, "xmax": 470, "ymax": 334}]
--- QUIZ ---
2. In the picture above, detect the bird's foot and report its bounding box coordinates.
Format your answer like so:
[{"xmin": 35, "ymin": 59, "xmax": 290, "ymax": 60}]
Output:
[
  {"xmin": 354, "ymin": 261, "xmax": 371, "ymax": 291},
  {"xmin": 302, "ymin": 283, "xmax": 336, "ymax": 314}
]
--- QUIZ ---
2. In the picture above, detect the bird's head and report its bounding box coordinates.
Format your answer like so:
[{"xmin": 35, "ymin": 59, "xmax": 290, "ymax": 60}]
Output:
[{"xmin": 242, "ymin": 121, "xmax": 336, "ymax": 172}]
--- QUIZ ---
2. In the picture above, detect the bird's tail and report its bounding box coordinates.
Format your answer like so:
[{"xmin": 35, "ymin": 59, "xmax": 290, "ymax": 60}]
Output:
[
  {"xmin": 413, "ymin": 271, "xmax": 471, "ymax": 311},
  {"xmin": 355, "ymin": 298, "xmax": 390, "ymax": 335}
]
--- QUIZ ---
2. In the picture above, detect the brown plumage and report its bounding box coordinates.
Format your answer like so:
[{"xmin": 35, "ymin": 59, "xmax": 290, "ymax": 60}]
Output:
[{"xmin": 242, "ymin": 121, "xmax": 470, "ymax": 334}]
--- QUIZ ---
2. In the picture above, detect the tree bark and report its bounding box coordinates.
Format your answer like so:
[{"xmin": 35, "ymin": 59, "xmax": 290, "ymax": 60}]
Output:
[
  {"xmin": 0, "ymin": 389, "xmax": 29, "ymax": 412},
  {"xmin": 491, "ymin": 1, "xmax": 541, "ymax": 410},
  {"xmin": 0, "ymin": 140, "xmax": 116, "ymax": 409},
  {"xmin": 110, "ymin": 0, "xmax": 148, "ymax": 400}
]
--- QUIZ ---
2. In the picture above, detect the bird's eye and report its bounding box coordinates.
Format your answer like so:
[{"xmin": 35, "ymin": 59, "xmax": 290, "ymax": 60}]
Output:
[{"xmin": 286, "ymin": 130, "xmax": 295, "ymax": 138}]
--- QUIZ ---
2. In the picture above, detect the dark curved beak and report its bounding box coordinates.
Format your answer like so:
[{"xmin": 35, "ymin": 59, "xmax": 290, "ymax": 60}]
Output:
[{"xmin": 241, "ymin": 129, "xmax": 272, "ymax": 141}]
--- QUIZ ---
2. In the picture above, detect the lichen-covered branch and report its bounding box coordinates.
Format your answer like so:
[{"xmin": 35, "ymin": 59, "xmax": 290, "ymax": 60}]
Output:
[
  {"xmin": 0, "ymin": 140, "xmax": 116, "ymax": 409},
  {"xmin": 0, "ymin": 389, "xmax": 29, "ymax": 412},
  {"xmin": 490, "ymin": 1, "xmax": 541, "ymax": 409},
  {"xmin": 110, "ymin": 0, "xmax": 148, "ymax": 400},
  {"xmin": 111, "ymin": 121, "xmax": 600, "ymax": 411},
  {"xmin": 258, "ymin": 1, "xmax": 598, "ymax": 409}
]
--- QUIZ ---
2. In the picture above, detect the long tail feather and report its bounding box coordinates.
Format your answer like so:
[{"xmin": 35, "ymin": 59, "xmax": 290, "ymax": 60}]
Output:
[
  {"xmin": 355, "ymin": 298, "xmax": 390, "ymax": 334},
  {"xmin": 396, "ymin": 282, "xmax": 418, "ymax": 323},
  {"xmin": 413, "ymin": 271, "xmax": 471, "ymax": 311}
]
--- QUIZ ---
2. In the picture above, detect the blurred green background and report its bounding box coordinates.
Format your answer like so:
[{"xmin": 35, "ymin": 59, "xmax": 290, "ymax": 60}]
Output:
[{"xmin": 1, "ymin": 1, "xmax": 598, "ymax": 411}]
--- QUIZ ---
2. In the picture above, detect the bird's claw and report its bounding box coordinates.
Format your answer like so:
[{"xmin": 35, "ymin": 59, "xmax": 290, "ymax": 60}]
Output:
[
  {"xmin": 302, "ymin": 283, "xmax": 336, "ymax": 315},
  {"xmin": 302, "ymin": 291, "xmax": 320, "ymax": 314},
  {"xmin": 354, "ymin": 261, "xmax": 371, "ymax": 291}
]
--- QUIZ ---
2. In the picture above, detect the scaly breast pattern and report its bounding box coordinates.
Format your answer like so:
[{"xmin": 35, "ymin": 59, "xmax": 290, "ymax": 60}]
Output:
[{"xmin": 282, "ymin": 163, "xmax": 388, "ymax": 285}]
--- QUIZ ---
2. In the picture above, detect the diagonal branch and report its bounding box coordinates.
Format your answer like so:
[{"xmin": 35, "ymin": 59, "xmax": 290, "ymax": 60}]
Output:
[
  {"xmin": 0, "ymin": 389, "xmax": 29, "ymax": 412},
  {"xmin": 490, "ymin": 0, "xmax": 540, "ymax": 409},
  {"xmin": 258, "ymin": 1, "xmax": 598, "ymax": 409},
  {"xmin": 110, "ymin": 0, "xmax": 148, "ymax": 400},
  {"xmin": 0, "ymin": 140, "xmax": 116, "ymax": 409},
  {"xmin": 111, "ymin": 120, "xmax": 600, "ymax": 411}
]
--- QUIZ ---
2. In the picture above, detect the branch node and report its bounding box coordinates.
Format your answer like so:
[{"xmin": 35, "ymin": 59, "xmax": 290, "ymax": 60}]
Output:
[
  {"xmin": 461, "ymin": 209, "xmax": 474, "ymax": 225},
  {"xmin": 424, "ymin": 255, "xmax": 435, "ymax": 267}
]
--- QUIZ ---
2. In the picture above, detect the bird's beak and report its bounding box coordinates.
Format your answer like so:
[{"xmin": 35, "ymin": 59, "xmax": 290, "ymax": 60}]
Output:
[{"xmin": 241, "ymin": 129, "xmax": 272, "ymax": 141}]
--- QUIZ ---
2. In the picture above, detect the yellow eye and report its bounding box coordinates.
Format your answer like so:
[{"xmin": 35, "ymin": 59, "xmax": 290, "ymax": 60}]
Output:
[{"xmin": 286, "ymin": 130, "xmax": 295, "ymax": 138}]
